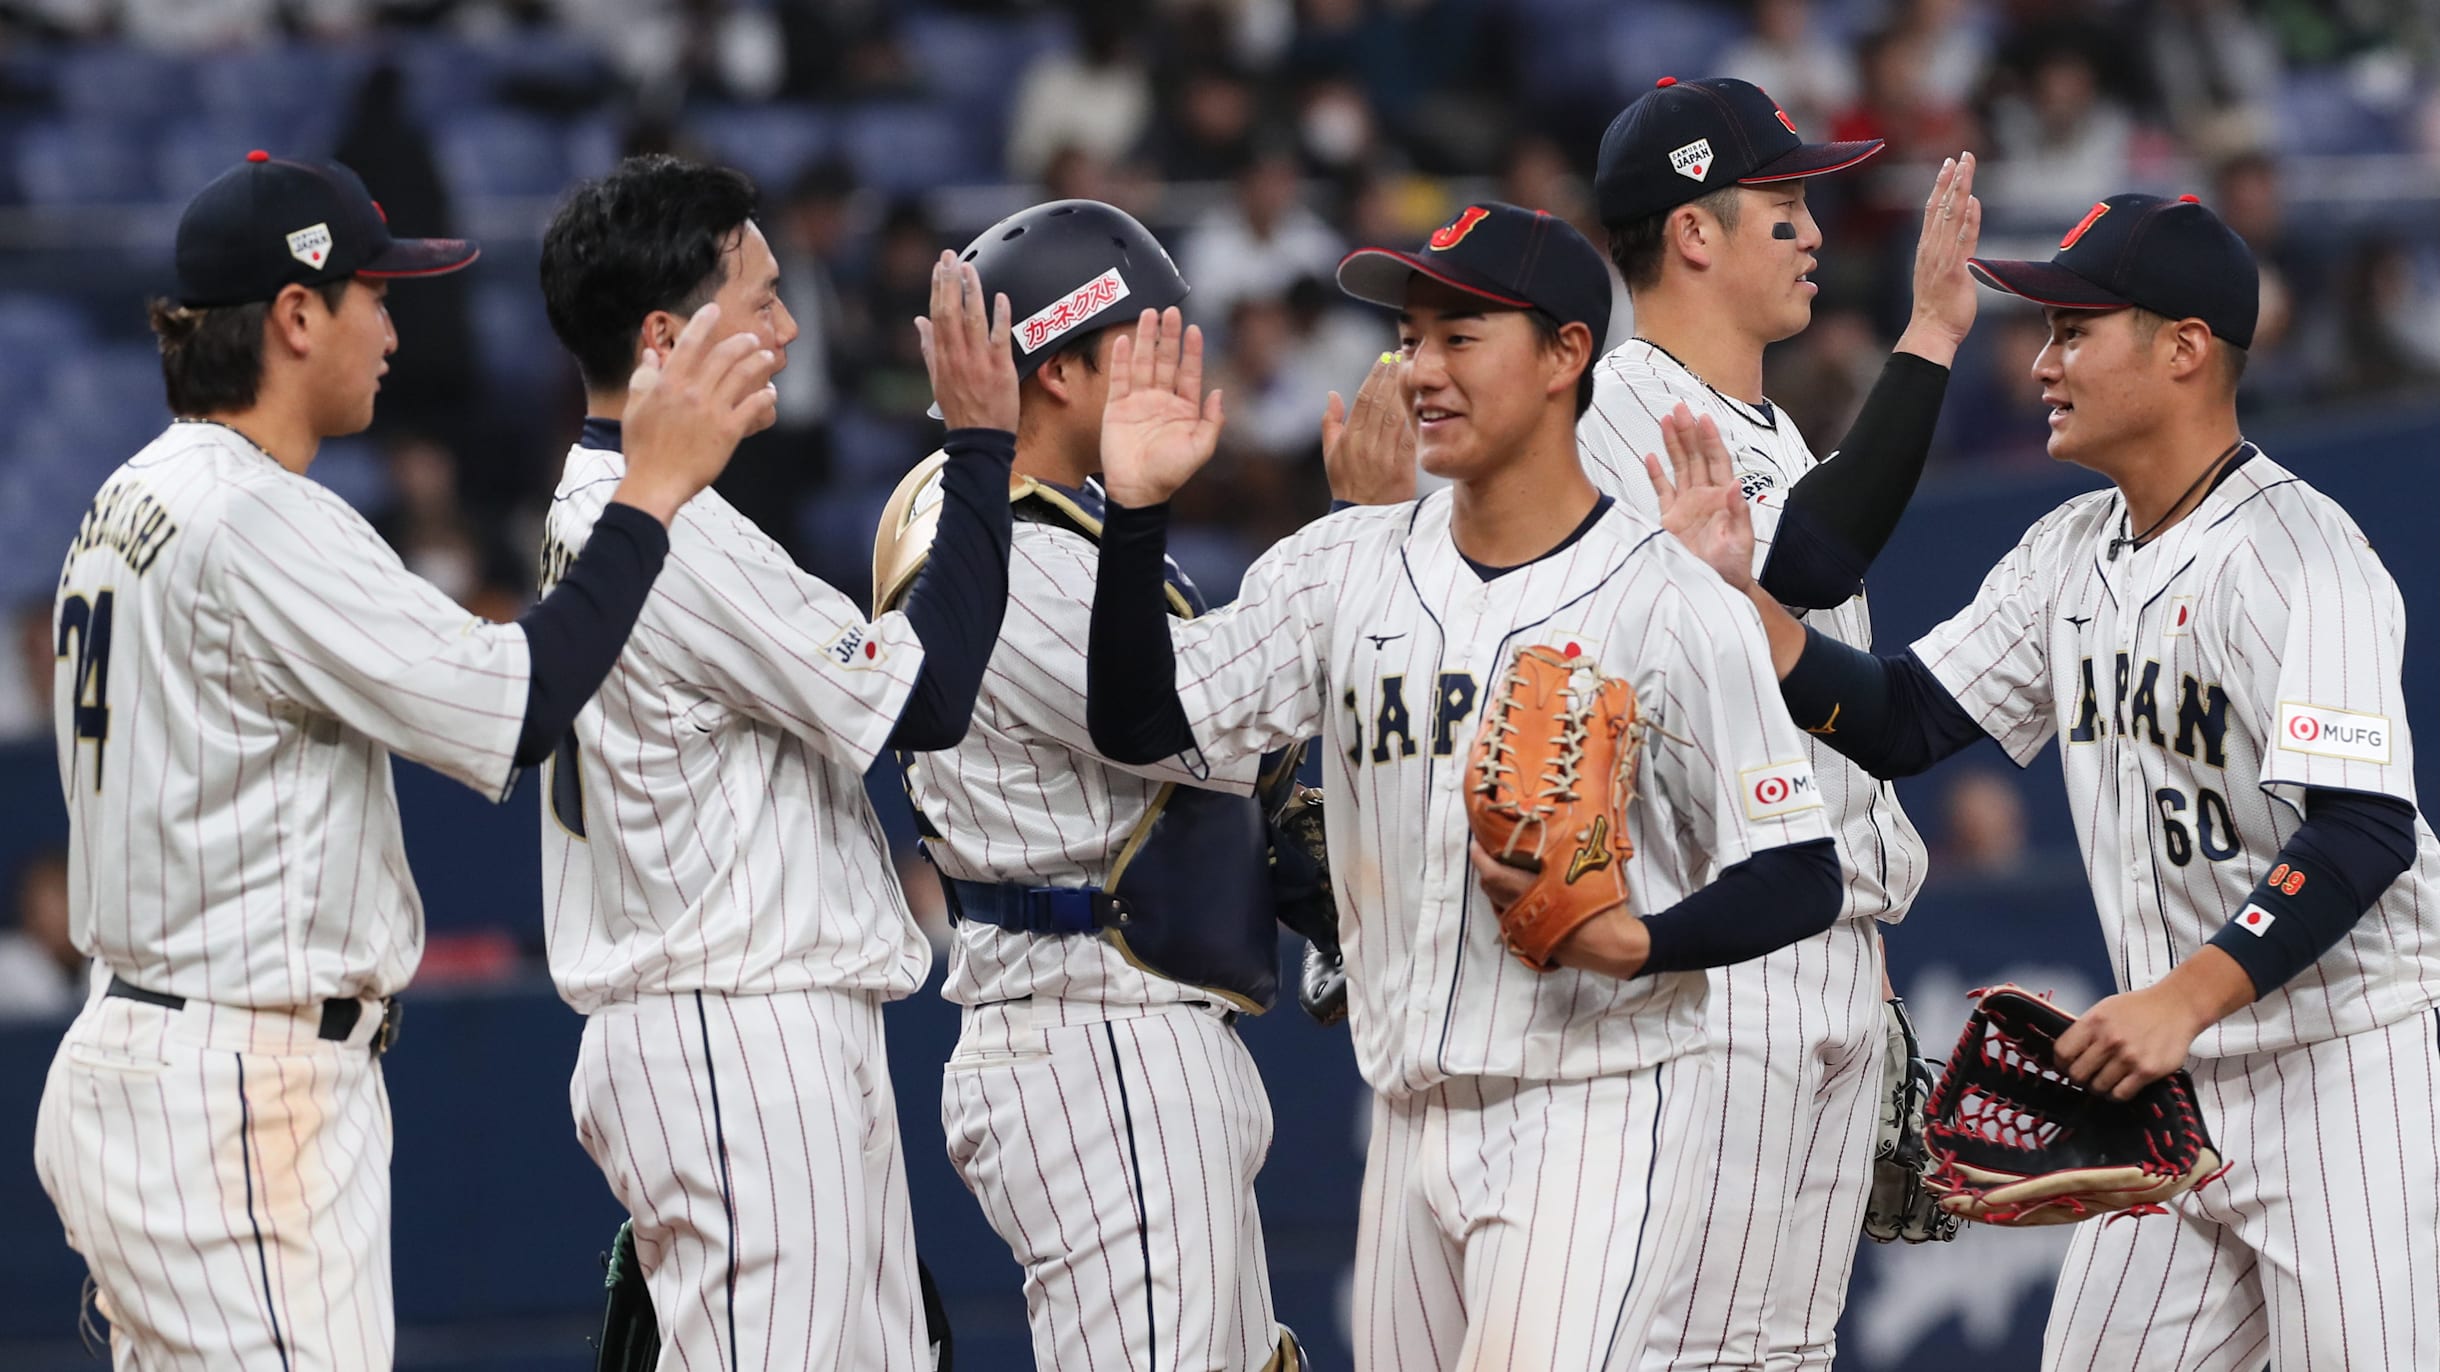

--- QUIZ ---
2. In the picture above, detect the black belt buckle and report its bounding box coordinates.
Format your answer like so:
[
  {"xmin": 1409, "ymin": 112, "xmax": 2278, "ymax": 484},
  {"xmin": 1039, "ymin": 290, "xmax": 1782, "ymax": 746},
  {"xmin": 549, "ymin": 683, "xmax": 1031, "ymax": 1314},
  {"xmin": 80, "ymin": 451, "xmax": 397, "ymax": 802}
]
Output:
[{"xmin": 368, "ymin": 999, "xmax": 402, "ymax": 1057}]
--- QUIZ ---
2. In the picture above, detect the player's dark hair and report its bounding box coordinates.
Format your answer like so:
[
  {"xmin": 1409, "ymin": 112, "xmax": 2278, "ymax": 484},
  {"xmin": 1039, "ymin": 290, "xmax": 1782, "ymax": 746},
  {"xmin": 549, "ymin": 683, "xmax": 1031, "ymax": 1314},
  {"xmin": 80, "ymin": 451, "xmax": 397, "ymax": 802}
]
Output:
[
  {"xmin": 1607, "ymin": 186, "xmax": 1743, "ymax": 293},
  {"xmin": 541, "ymin": 155, "xmax": 761, "ymax": 391},
  {"xmin": 146, "ymin": 279, "xmax": 352, "ymax": 417},
  {"xmin": 1527, "ymin": 310, "xmax": 1598, "ymax": 419}
]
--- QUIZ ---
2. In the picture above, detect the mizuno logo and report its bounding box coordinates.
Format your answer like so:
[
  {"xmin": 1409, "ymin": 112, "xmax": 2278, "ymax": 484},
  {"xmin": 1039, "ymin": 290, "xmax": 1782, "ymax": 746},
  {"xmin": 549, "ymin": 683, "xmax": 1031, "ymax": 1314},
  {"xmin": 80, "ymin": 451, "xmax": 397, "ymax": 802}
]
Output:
[
  {"xmin": 1566, "ymin": 815, "xmax": 1614, "ymax": 884},
  {"xmin": 2065, "ymin": 615, "xmax": 2093, "ymax": 627},
  {"xmin": 1367, "ymin": 632, "xmax": 1407, "ymax": 649},
  {"xmin": 1807, "ymin": 703, "xmax": 1841, "ymax": 735}
]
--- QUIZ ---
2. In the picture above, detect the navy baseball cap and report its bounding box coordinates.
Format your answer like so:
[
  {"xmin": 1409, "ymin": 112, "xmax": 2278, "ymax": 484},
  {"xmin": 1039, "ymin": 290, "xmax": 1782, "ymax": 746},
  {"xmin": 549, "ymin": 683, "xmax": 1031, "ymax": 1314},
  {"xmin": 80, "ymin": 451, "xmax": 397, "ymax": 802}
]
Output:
[
  {"xmin": 1335, "ymin": 202, "xmax": 1613, "ymax": 343},
  {"xmin": 1595, "ymin": 76, "xmax": 1883, "ymax": 227},
  {"xmin": 1968, "ymin": 192, "xmax": 2258, "ymax": 350},
  {"xmin": 174, "ymin": 150, "xmax": 478, "ymax": 308}
]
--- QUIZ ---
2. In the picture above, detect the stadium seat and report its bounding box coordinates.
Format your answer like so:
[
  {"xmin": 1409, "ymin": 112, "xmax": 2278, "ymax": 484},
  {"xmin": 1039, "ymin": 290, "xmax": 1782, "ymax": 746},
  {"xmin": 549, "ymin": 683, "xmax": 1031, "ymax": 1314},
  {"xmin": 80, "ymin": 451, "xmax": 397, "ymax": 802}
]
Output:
[
  {"xmin": 902, "ymin": 10, "xmax": 1075, "ymax": 125},
  {"xmin": 16, "ymin": 121, "xmax": 156, "ymax": 205},
  {"xmin": 433, "ymin": 109, "xmax": 574, "ymax": 200},
  {"xmin": 839, "ymin": 102, "xmax": 988, "ymax": 193},
  {"xmin": 35, "ymin": 342, "xmax": 173, "ymax": 462},
  {"xmin": 470, "ymin": 274, "xmax": 567, "ymax": 396},
  {"xmin": 53, "ymin": 44, "xmax": 195, "ymax": 125},
  {"xmin": 192, "ymin": 43, "xmax": 365, "ymax": 128},
  {"xmin": 686, "ymin": 104, "xmax": 832, "ymax": 194}
]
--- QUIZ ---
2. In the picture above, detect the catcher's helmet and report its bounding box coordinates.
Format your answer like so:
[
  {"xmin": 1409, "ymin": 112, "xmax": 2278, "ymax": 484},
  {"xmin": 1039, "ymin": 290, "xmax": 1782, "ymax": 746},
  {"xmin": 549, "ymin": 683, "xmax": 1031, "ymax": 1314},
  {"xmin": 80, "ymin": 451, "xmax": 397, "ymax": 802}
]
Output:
[{"xmin": 928, "ymin": 199, "xmax": 1189, "ymax": 418}]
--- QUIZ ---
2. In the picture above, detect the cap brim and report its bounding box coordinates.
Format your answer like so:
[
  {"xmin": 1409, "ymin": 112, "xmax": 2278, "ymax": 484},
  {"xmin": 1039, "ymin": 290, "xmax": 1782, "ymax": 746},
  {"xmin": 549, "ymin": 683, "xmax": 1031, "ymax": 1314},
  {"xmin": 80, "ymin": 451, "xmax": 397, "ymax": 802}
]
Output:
[
  {"xmin": 1740, "ymin": 139, "xmax": 1885, "ymax": 184},
  {"xmin": 1335, "ymin": 248, "xmax": 1534, "ymax": 313},
  {"xmin": 1966, "ymin": 257, "xmax": 2130, "ymax": 311},
  {"xmin": 359, "ymin": 237, "xmax": 480, "ymax": 280}
]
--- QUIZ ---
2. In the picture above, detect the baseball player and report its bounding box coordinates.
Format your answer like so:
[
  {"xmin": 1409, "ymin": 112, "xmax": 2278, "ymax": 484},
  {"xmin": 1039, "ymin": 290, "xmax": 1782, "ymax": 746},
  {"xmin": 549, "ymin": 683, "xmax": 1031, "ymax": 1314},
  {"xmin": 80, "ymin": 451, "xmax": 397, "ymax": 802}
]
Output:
[
  {"xmin": 1083, "ymin": 202, "xmax": 1852, "ymax": 1371},
  {"xmin": 871, "ymin": 200, "xmax": 1309, "ymax": 1371},
  {"xmin": 1568, "ymin": 76, "xmax": 1985, "ymax": 1368},
  {"xmin": 29, "ymin": 151, "xmax": 773, "ymax": 1369},
  {"xmin": 1657, "ymin": 192, "xmax": 2440, "ymax": 1368},
  {"xmin": 535, "ymin": 155, "xmax": 1018, "ymax": 1370}
]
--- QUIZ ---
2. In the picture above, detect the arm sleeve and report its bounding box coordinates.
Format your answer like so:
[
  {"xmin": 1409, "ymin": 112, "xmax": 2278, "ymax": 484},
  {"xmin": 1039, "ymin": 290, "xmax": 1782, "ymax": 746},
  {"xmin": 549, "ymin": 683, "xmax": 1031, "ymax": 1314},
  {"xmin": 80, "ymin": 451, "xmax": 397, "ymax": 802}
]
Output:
[
  {"xmin": 887, "ymin": 428, "xmax": 1017, "ymax": 750},
  {"xmin": 1637, "ymin": 837, "xmax": 1842, "ymax": 974},
  {"xmin": 1086, "ymin": 500, "xmax": 1203, "ymax": 766},
  {"xmin": 218, "ymin": 479, "xmax": 531, "ymax": 799},
  {"xmin": 1908, "ymin": 519, "xmax": 2063, "ymax": 764},
  {"xmin": 513, "ymin": 501, "xmax": 668, "ymax": 766},
  {"xmin": 2206, "ymin": 789, "xmax": 2420, "ymax": 997},
  {"xmin": 1775, "ymin": 629, "xmax": 1990, "ymax": 778},
  {"xmin": 999, "ymin": 525, "xmax": 1262, "ymax": 791},
  {"xmin": 1767, "ymin": 351, "xmax": 1951, "ymax": 603}
]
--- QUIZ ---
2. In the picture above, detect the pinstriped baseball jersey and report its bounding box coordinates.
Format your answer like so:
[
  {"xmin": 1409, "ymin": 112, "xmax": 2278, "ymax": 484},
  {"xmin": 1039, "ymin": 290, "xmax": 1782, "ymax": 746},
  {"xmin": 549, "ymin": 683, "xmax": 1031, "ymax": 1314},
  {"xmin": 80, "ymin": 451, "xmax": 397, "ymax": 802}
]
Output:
[
  {"xmin": 538, "ymin": 437, "xmax": 931, "ymax": 1014},
  {"xmin": 1914, "ymin": 446, "xmax": 2440, "ymax": 1055},
  {"xmin": 909, "ymin": 512, "xmax": 1263, "ymax": 1012},
  {"xmin": 1578, "ymin": 339, "xmax": 1928, "ymax": 925},
  {"xmin": 1163, "ymin": 490, "xmax": 1834, "ymax": 1097},
  {"xmin": 52, "ymin": 420, "xmax": 528, "ymax": 1006}
]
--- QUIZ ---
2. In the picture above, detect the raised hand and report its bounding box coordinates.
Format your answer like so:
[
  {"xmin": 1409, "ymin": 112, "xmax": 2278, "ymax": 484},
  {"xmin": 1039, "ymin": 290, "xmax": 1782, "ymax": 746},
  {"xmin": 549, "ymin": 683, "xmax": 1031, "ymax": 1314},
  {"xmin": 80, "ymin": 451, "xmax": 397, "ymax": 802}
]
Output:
[
  {"xmin": 1100, "ymin": 307, "xmax": 1225, "ymax": 509},
  {"xmin": 1322, "ymin": 352, "xmax": 1418, "ymax": 506},
  {"xmin": 916, "ymin": 251, "xmax": 1019, "ymax": 433},
  {"xmin": 1642, "ymin": 403, "xmax": 1757, "ymax": 592},
  {"xmin": 616, "ymin": 301, "xmax": 781, "ymax": 525},
  {"xmin": 1896, "ymin": 152, "xmax": 1983, "ymax": 367}
]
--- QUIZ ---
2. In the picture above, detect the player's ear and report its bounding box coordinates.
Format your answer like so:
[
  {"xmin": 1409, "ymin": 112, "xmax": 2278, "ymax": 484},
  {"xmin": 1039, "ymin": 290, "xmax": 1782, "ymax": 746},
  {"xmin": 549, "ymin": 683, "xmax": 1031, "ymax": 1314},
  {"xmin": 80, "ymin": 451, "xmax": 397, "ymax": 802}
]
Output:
[
  {"xmin": 1669, "ymin": 203, "xmax": 1715, "ymax": 272},
  {"xmin": 1033, "ymin": 348, "xmax": 1075, "ymax": 406},
  {"xmin": 2164, "ymin": 317, "xmax": 2215, "ymax": 384},
  {"xmin": 1544, "ymin": 320, "xmax": 1595, "ymax": 401},
  {"xmin": 264, "ymin": 282, "xmax": 319, "ymax": 358},
  {"xmin": 635, "ymin": 310, "xmax": 683, "ymax": 374}
]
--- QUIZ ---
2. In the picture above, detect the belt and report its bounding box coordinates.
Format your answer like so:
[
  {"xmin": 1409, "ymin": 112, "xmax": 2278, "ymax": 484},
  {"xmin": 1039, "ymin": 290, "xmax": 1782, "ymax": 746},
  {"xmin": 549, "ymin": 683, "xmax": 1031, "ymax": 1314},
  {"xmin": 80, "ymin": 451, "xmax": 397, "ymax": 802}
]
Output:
[
  {"xmin": 945, "ymin": 879, "xmax": 1133, "ymax": 936},
  {"xmin": 106, "ymin": 976, "xmax": 403, "ymax": 1056}
]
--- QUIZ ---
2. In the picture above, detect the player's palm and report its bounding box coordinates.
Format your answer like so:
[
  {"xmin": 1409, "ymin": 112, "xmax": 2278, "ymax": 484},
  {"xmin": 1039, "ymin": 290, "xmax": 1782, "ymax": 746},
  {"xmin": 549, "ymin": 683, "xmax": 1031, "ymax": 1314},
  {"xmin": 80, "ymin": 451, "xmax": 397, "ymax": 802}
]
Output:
[
  {"xmin": 1903, "ymin": 152, "xmax": 1983, "ymax": 359},
  {"xmin": 1101, "ymin": 307, "xmax": 1225, "ymax": 509},
  {"xmin": 1644, "ymin": 405, "xmax": 1756, "ymax": 592}
]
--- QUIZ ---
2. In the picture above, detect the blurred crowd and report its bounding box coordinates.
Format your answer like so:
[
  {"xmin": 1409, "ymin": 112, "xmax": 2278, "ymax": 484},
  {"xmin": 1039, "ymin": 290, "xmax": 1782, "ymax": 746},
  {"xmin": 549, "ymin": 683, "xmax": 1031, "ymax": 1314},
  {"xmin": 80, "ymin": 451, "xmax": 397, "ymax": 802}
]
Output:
[{"xmin": 2, "ymin": 0, "xmax": 2439, "ymax": 1005}]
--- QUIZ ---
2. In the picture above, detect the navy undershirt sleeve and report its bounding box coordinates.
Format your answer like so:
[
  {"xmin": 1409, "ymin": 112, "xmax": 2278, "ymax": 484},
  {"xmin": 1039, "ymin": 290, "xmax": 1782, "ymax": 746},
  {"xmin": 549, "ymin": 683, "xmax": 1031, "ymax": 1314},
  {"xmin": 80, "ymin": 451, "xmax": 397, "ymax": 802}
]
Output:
[
  {"xmin": 2206, "ymin": 789, "xmax": 2420, "ymax": 997},
  {"xmin": 1087, "ymin": 499, "xmax": 1200, "ymax": 765},
  {"xmin": 888, "ymin": 428, "xmax": 1017, "ymax": 750},
  {"xmin": 1636, "ymin": 837, "xmax": 1842, "ymax": 974},
  {"xmin": 1761, "ymin": 352, "xmax": 1949, "ymax": 609},
  {"xmin": 513, "ymin": 501, "xmax": 668, "ymax": 767},
  {"xmin": 1776, "ymin": 626, "xmax": 1988, "ymax": 778}
]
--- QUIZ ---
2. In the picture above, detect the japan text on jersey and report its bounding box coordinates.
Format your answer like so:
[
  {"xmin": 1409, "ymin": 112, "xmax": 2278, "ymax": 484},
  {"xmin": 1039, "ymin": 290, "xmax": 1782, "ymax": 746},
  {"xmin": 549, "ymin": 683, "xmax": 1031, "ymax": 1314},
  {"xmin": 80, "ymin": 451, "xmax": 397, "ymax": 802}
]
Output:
[
  {"xmin": 1916, "ymin": 447, "xmax": 2440, "ymax": 1056},
  {"xmin": 1160, "ymin": 492, "xmax": 1832, "ymax": 1096}
]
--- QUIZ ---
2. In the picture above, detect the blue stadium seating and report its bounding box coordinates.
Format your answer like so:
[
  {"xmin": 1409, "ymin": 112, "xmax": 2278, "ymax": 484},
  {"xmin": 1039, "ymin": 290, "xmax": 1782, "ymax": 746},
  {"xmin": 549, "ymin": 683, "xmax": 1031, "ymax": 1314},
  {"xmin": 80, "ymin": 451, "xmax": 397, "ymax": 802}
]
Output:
[
  {"xmin": 685, "ymin": 103, "xmax": 832, "ymax": 194},
  {"xmin": 52, "ymin": 44, "xmax": 195, "ymax": 124},
  {"xmin": 901, "ymin": 9, "xmax": 1075, "ymax": 127},
  {"xmin": 192, "ymin": 42, "xmax": 366, "ymax": 128},
  {"xmin": 15, "ymin": 121, "xmax": 155, "ymax": 205},
  {"xmin": 839, "ymin": 102, "xmax": 989, "ymax": 193},
  {"xmin": 433, "ymin": 109, "xmax": 575, "ymax": 200}
]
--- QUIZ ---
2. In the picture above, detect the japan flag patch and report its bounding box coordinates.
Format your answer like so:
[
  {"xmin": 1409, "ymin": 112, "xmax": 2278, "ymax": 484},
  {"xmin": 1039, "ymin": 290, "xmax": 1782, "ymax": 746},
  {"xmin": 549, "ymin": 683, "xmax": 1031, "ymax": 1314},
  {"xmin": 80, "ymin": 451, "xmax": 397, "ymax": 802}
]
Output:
[
  {"xmin": 2234, "ymin": 903, "xmax": 2276, "ymax": 936},
  {"xmin": 1670, "ymin": 139, "xmax": 1714, "ymax": 182},
  {"xmin": 286, "ymin": 222, "xmax": 332, "ymax": 269}
]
